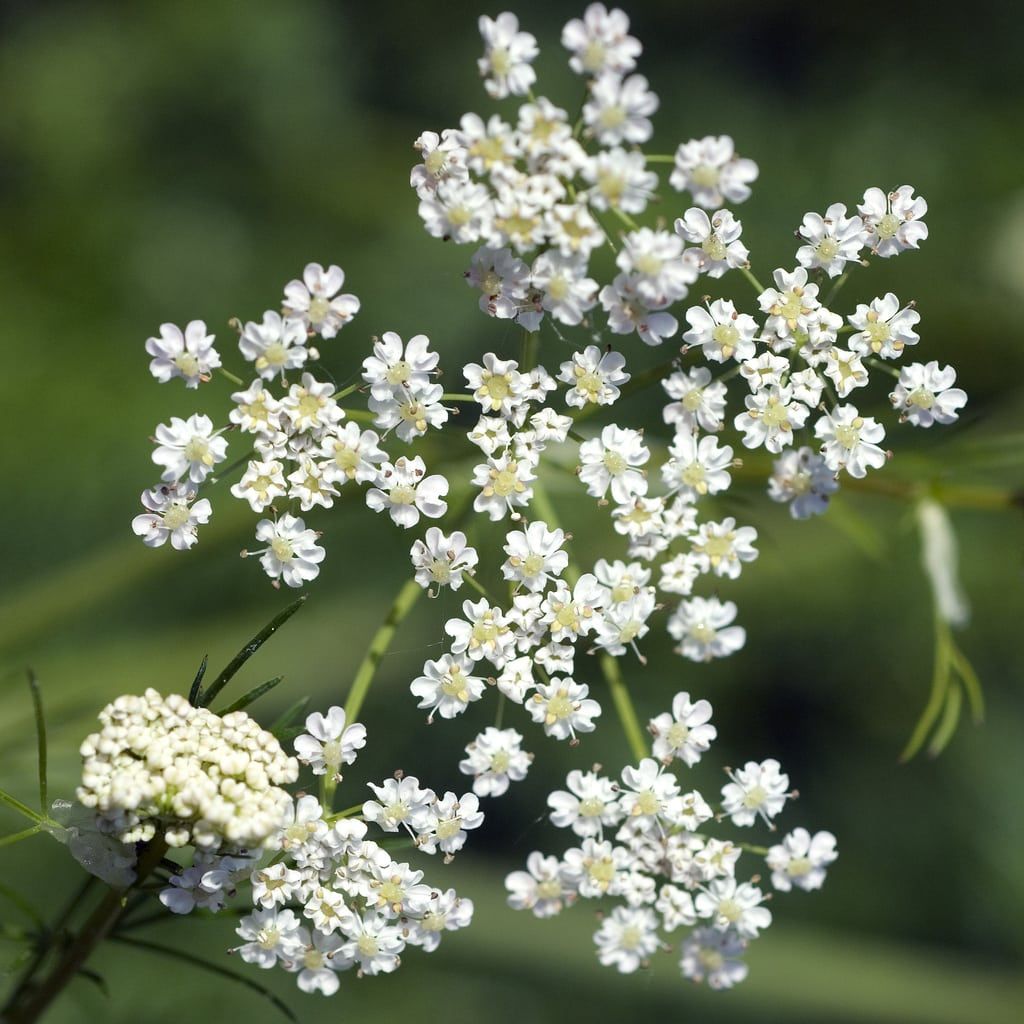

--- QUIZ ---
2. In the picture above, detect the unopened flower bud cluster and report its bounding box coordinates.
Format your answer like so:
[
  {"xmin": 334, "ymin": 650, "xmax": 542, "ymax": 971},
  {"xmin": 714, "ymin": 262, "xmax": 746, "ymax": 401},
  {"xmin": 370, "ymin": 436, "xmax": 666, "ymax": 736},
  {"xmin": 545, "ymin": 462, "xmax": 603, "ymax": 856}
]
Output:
[
  {"xmin": 504, "ymin": 690, "xmax": 837, "ymax": 989},
  {"xmin": 77, "ymin": 689, "xmax": 299, "ymax": 849}
]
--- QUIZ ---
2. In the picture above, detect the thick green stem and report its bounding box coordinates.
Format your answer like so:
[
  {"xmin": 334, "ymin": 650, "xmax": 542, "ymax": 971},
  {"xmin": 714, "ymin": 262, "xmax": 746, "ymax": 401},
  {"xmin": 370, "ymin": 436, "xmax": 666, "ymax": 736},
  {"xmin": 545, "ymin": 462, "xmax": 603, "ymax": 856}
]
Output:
[
  {"xmin": 739, "ymin": 265, "xmax": 766, "ymax": 295},
  {"xmin": 2, "ymin": 839, "xmax": 168, "ymax": 1024},
  {"xmin": 0, "ymin": 788, "xmax": 44, "ymax": 826},
  {"xmin": 217, "ymin": 366, "xmax": 245, "ymax": 387}
]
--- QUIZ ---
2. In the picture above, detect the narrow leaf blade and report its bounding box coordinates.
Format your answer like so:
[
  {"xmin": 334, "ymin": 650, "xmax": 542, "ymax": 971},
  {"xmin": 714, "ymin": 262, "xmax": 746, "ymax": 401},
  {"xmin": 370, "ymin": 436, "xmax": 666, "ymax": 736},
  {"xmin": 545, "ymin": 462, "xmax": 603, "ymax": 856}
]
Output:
[
  {"xmin": 216, "ymin": 676, "xmax": 284, "ymax": 715},
  {"xmin": 188, "ymin": 655, "xmax": 209, "ymax": 706},
  {"xmin": 26, "ymin": 670, "xmax": 47, "ymax": 814}
]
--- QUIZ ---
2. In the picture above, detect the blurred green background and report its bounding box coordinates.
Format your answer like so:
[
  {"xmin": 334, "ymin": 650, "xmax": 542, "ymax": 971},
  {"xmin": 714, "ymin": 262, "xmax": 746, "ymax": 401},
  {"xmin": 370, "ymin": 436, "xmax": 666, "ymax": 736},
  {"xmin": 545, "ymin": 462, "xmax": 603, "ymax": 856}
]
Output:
[{"xmin": 1, "ymin": 0, "xmax": 1023, "ymax": 1021}]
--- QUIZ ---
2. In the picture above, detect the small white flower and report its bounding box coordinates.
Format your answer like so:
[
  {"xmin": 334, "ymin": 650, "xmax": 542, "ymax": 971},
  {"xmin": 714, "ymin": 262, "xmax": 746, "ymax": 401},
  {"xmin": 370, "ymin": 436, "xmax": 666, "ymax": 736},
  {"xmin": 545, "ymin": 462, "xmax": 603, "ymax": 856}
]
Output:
[
  {"xmin": 675, "ymin": 208, "xmax": 749, "ymax": 278},
  {"xmin": 847, "ymin": 293, "xmax": 921, "ymax": 359},
  {"xmin": 294, "ymin": 706, "xmax": 366, "ymax": 779},
  {"xmin": 318, "ymin": 424, "xmax": 387, "ymax": 486},
  {"xmin": 683, "ymin": 298, "xmax": 757, "ymax": 363},
  {"xmin": 559, "ymin": 345, "xmax": 630, "ymax": 407},
  {"xmin": 280, "ymin": 373, "xmax": 345, "ymax": 435},
  {"xmin": 721, "ymin": 758, "xmax": 791, "ymax": 827},
  {"xmin": 362, "ymin": 332, "xmax": 438, "ymax": 399},
  {"xmin": 733, "ymin": 385, "xmax": 808, "ymax": 453},
  {"xmin": 649, "ymin": 692, "xmax": 716, "ymax": 766},
  {"xmin": 418, "ymin": 178, "xmax": 493, "ymax": 244},
  {"xmin": 583, "ymin": 72, "xmax": 658, "ymax": 146},
  {"xmin": 366, "ymin": 456, "xmax": 449, "ymax": 528},
  {"xmin": 600, "ymin": 272, "xmax": 680, "ymax": 346},
  {"xmin": 662, "ymin": 367, "xmax": 728, "ymax": 433},
  {"xmin": 680, "ymin": 927, "xmax": 748, "ymax": 989},
  {"xmin": 766, "ymin": 828, "xmax": 838, "ymax": 892},
  {"xmin": 661, "ymin": 432, "xmax": 733, "ymax": 500},
  {"xmin": 132, "ymin": 483, "xmax": 211, "ymax": 550},
  {"xmin": 594, "ymin": 906, "xmax": 659, "ymax": 973},
  {"xmin": 472, "ymin": 452, "xmax": 537, "ymax": 521},
  {"xmin": 336, "ymin": 912, "xmax": 405, "ymax": 976},
  {"xmin": 146, "ymin": 320, "xmax": 220, "ymax": 388},
  {"xmin": 690, "ymin": 518, "xmax": 758, "ymax": 579},
  {"xmin": 152, "ymin": 413, "xmax": 228, "ymax": 484},
  {"xmin": 363, "ymin": 777, "xmax": 434, "ymax": 834},
  {"xmin": 858, "ymin": 185, "xmax": 928, "ymax": 257},
  {"xmin": 814, "ymin": 404, "xmax": 887, "ymax": 478},
  {"xmin": 464, "ymin": 353, "xmax": 527, "ymax": 418},
  {"xmin": 252, "ymin": 514, "xmax": 325, "ymax": 588},
  {"xmin": 465, "ymin": 245, "xmax": 530, "ymax": 319},
  {"xmin": 411, "ymin": 528, "xmax": 479, "ymax": 593},
  {"xmin": 562, "ymin": 4, "xmax": 641, "ymax": 76},
  {"xmin": 768, "ymin": 446, "xmax": 839, "ymax": 519},
  {"xmin": 796, "ymin": 202, "xmax": 867, "ymax": 278},
  {"xmin": 578, "ymin": 424, "xmax": 650, "ymax": 504},
  {"xmin": 581, "ymin": 146, "xmax": 656, "ymax": 214},
  {"xmin": 617, "ymin": 228, "xmax": 695, "ymax": 308},
  {"xmin": 758, "ymin": 267, "xmax": 821, "ymax": 340},
  {"xmin": 239, "ymin": 311, "xmax": 309, "ymax": 380},
  {"xmin": 445, "ymin": 598, "xmax": 516, "ymax": 666},
  {"xmin": 667, "ymin": 596, "xmax": 745, "ymax": 662},
  {"xmin": 530, "ymin": 250, "xmax": 599, "ymax": 325},
  {"xmin": 230, "ymin": 379, "xmax": 282, "ymax": 435},
  {"xmin": 548, "ymin": 769, "xmax": 624, "ymax": 838},
  {"xmin": 505, "ymin": 851, "xmax": 574, "ymax": 917},
  {"xmin": 282, "ymin": 262, "xmax": 360, "ymax": 338},
  {"xmin": 459, "ymin": 727, "xmax": 531, "ymax": 798},
  {"xmin": 235, "ymin": 908, "xmax": 304, "ymax": 969},
  {"xmin": 416, "ymin": 791, "xmax": 485, "ymax": 856},
  {"xmin": 230, "ymin": 459, "xmax": 287, "ymax": 512},
  {"xmin": 529, "ymin": 678, "xmax": 602, "ymax": 741},
  {"xmin": 410, "ymin": 129, "xmax": 469, "ymax": 198},
  {"xmin": 410, "ymin": 654, "xmax": 486, "ymax": 721},
  {"xmin": 695, "ymin": 878, "xmax": 772, "ymax": 939},
  {"xmin": 478, "ymin": 11, "xmax": 539, "ymax": 100},
  {"xmin": 890, "ymin": 361, "xmax": 967, "ymax": 427},
  {"xmin": 669, "ymin": 135, "xmax": 758, "ymax": 209},
  {"xmin": 502, "ymin": 520, "xmax": 568, "ymax": 591}
]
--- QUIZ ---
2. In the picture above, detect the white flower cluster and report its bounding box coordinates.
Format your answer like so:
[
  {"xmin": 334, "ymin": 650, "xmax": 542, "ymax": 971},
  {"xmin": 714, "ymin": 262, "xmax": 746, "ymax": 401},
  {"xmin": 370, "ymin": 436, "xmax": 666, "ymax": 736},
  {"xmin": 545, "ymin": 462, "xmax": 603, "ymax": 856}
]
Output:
[
  {"xmin": 504, "ymin": 690, "xmax": 837, "ymax": 989},
  {"xmin": 77, "ymin": 689, "xmax": 299, "ymax": 849},
  {"xmin": 155, "ymin": 705, "xmax": 476, "ymax": 996}
]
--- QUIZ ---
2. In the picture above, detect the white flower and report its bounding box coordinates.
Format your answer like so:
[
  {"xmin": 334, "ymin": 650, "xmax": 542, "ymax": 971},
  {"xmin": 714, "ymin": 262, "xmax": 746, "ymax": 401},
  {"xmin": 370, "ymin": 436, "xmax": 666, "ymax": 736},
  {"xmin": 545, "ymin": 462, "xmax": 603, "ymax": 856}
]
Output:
[
  {"xmin": 758, "ymin": 267, "xmax": 821, "ymax": 340},
  {"xmin": 675, "ymin": 208, "xmax": 749, "ymax": 278},
  {"xmin": 581, "ymin": 147, "xmax": 656, "ymax": 213},
  {"xmin": 530, "ymin": 251, "xmax": 598, "ymax": 325},
  {"xmin": 363, "ymin": 777, "xmax": 435, "ymax": 834},
  {"xmin": 680, "ymin": 927, "xmax": 748, "ymax": 989},
  {"xmin": 495, "ymin": 656, "xmax": 535, "ymax": 703},
  {"xmin": 146, "ymin": 320, "xmax": 220, "ymax": 388},
  {"xmin": 618, "ymin": 759, "xmax": 684, "ymax": 830},
  {"xmin": 721, "ymin": 758, "xmax": 791, "ymax": 827},
  {"xmin": 405, "ymin": 889, "xmax": 474, "ymax": 952},
  {"xmin": 287, "ymin": 457, "xmax": 338, "ymax": 511},
  {"xmin": 418, "ymin": 178, "xmax": 493, "ymax": 244},
  {"xmin": 667, "ymin": 596, "xmax": 745, "ymax": 662},
  {"xmin": 410, "ymin": 129, "xmax": 469, "ymax": 197},
  {"xmin": 294, "ymin": 707, "xmax": 366, "ymax": 779},
  {"xmin": 446, "ymin": 599, "xmax": 515, "ymax": 667},
  {"xmin": 683, "ymin": 299, "xmax": 757, "ymax": 363},
  {"xmin": 796, "ymin": 202, "xmax": 867, "ymax": 277},
  {"xmin": 662, "ymin": 367, "xmax": 728, "ymax": 433},
  {"xmin": 814, "ymin": 404, "xmax": 887, "ymax": 478},
  {"xmin": 252, "ymin": 514, "xmax": 325, "ymax": 587},
  {"xmin": 239, "ymin": 311, "xmax": 309, "ymax": 380},
  {"xmin": 617, "ymin": 228, "xmax": 696, "ymax": 308},
  {"xmin": 541, "ymin": 574, "xmax": 605, "ymax": 642},
  {"xmin": 690, "ymin": 518, "xmax": 758, "ymax": 579},
  {"xmin": 562, "ymin": 4, "xmax": 641, "ymax": 76},
  {"xmin": 890, "ymin": 361, "xmax": 967, "ymax": 427},
  {"xmin": 337, "ymin": 912, "xmax": 405, "ymax": 976},
  {"xmin": 695, "ymin": 878, "xmax": 772, "ymax": 939},
  {"xmin": 649, "ymin": 692, "xmax": 716, "ymax": 766},
  {"xmin": 464, "ymin": 353, "xmax": 527, "ymax": 417},
  {"xmin": 656, "ymin": 884, "xmax": 697, "ymax": 932},
  {"xmin": 529, "ymin": 678, "xmax": 602, "ymax": 741},
  {"xmin": 505, "ymin": 852, "xmax": 574, "ymax": 917},
  {"xmin": 766, "ymin": 828, "xmax": 838, "ymax": 892},
  {"xmin": 669, "ymin": 135, "xmax": 758, "ymax": 209},
  {"xmin": 282, "ymin": 263, "xmax": 360, "ymax": 338},
  {"xmin": 366, "ymin": 456, "xmax": 449, "ymax": 528},
  {"xmin": 459, "ymin": 727, "xmax": 531, "ymax": 798},
  {"xmin": 132, "ymin": 483, "xmax": 211, "ymax": 550},
  {"xmin": 416, "ymin": 791, "xmax": 485, "ymax": 856},
  {"xmin": 369, "ymin": 380, "xmax": 448, "ymax": 442},
  {"xmin": 544, "ymin": 201, "xmax": 606, "ymax": 259},
  {"xmin": 478, "ymin": 12, "xmax": 538, "ymax": 99},
  {"xmin": 502, "ymin": 520, "xmax": 568, "ymax": 591},
  {"xmin": 230, "ymin": 459, "xmax": 287, "ymax": 512},
  {"xmin": 548, "ymin": 769, "xmax": 624, "ymax": 838},
  {"xmin": 411, "ymin": 528, "xmax": 479, "ymax": 593},
  {"xmin": 410, "ymin": 654, "xmax": 486, "ymax": 721},
  {"xmin": 661, "ymin": 432, "xmax": 733, "ymax": 500},
  {"xmin": 465, "ymin": 245, "xmax": 530, "ymax": 319},
  {"xmin": 858, "ymin": 185, "xmax": 928, "ymax": 257},
  {"xmin": 235, "ymin": 909, "xmax": 304, "ymax": 969},
  {"xmin": 768, "ymin": 446, "xmax": 839, "ymax": 519},
  {"xmin": 362, "ymin": 332, "xmax": 438, "ymax": 399},
  {"xmin": 152, "ymin": 413, "xmax": 228, "ymax": 484},
  {"xmin": 823, "ymin": 347, "xmax": 869, "ymax": 399},
  {"xmin": 733, "ymin": 385, "xmax": 809, "ymax": 453},
  {"xmin": 594, "ymin": 906, "xmax": 659, "ymax": 973},
  {"xmin": 657, "ymin": 552, "xmax": 701, "ymax": 597},
  {"xmin": 583, "ymin": 72, "xmax": 658, "ymax": 145},
  {"xmin": 472, "ymin": 452, "xmax": 537, "ymax": 521},
  {"xmin": 847, "ymin": 293, "xmax": 921, "ymax": 359},
  {"xmin": 319, "ymin": 424, "xmax": 387, "ymax": 485},
  {"xmin": 280, "ymin": 373, "xmax": 345, "ymax": 435},
  {"xmin": 578, "ymin": 424, "xmax": 650, "ymax": 504},
  {"xmin": 600, "ymin": 272, "xmax": 680, "ymax": 346},
  {"xmin": 230, "ymin": 379, "xmax": 281, "ymax": 435},
  {"xmin": 591, "ymin": 591, "xmax": 655, "ymax": 658},
  {"xmin": 559, "ymin": 345, "xmax": 630, "ymax": 407}
]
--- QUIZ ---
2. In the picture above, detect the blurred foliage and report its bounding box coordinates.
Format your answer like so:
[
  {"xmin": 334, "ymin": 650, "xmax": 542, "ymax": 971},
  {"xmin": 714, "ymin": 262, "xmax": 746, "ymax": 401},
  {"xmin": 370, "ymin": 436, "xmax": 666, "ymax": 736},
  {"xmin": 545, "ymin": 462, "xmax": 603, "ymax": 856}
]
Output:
[{"xmin": 1, "ymin": 0, "xmax": 1023, "ymax": 1021}]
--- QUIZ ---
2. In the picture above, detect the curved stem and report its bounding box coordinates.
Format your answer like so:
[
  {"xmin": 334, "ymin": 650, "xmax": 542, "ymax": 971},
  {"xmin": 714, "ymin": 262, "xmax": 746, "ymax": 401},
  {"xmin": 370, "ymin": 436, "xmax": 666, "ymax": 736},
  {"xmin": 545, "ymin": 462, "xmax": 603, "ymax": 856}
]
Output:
[{"xmin": 2, "ymin": 839, "xmax": 168, "ymax": 1024}]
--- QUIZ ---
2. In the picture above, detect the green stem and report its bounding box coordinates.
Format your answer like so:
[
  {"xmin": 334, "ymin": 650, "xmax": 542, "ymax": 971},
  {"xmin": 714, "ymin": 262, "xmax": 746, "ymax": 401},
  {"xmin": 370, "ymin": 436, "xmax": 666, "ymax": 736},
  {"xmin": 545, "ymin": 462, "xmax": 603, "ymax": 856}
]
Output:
[
  {"xmin": 825, "ymin": 271, "xmax": 850, "ymax": 307},
  {"xmin": 521, "ymin": 328, "xmax": 539, "ymax": 373},
  {"xmin": 598, "ymin": 654, "xmax": 648, "ymax": 762},
  {"xmin": 26, "ymin": 671, "xmax": 47, "ymax": 814},
  {"xmin": 0, "ymin": 824, "xmax": 42, "ymax": 848},
  {"xmin": 643, "ymin": 154, "xmax": 676, "ymax": 163},
  {"xmin": 865, "ymin": 356, "xmax": 901, "ymax": 379},
  {"xmin": 2, "ymin": 840, "xmax": 169, "ymax": 1024},
  {"xmin": 335, "ymin": 380, "xmax": 363, "ymax": 400},
  {"xmin": 218, "ymin": 366, "xmax": 245, "ymax": 387},
  {"xmin": 0, "ymin": 787, "xmax": 44, "ymax": 825},
  {"xmin": 441, "ymin": 392, "xmax": 475, "ymax": 402},
  {"xmin": 739, "ymin": 265, "xmax": 766, "ymax": 295},
  {"xmin": 609, "ymin": 205, "xmax": 640, "ymax": 232}
]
